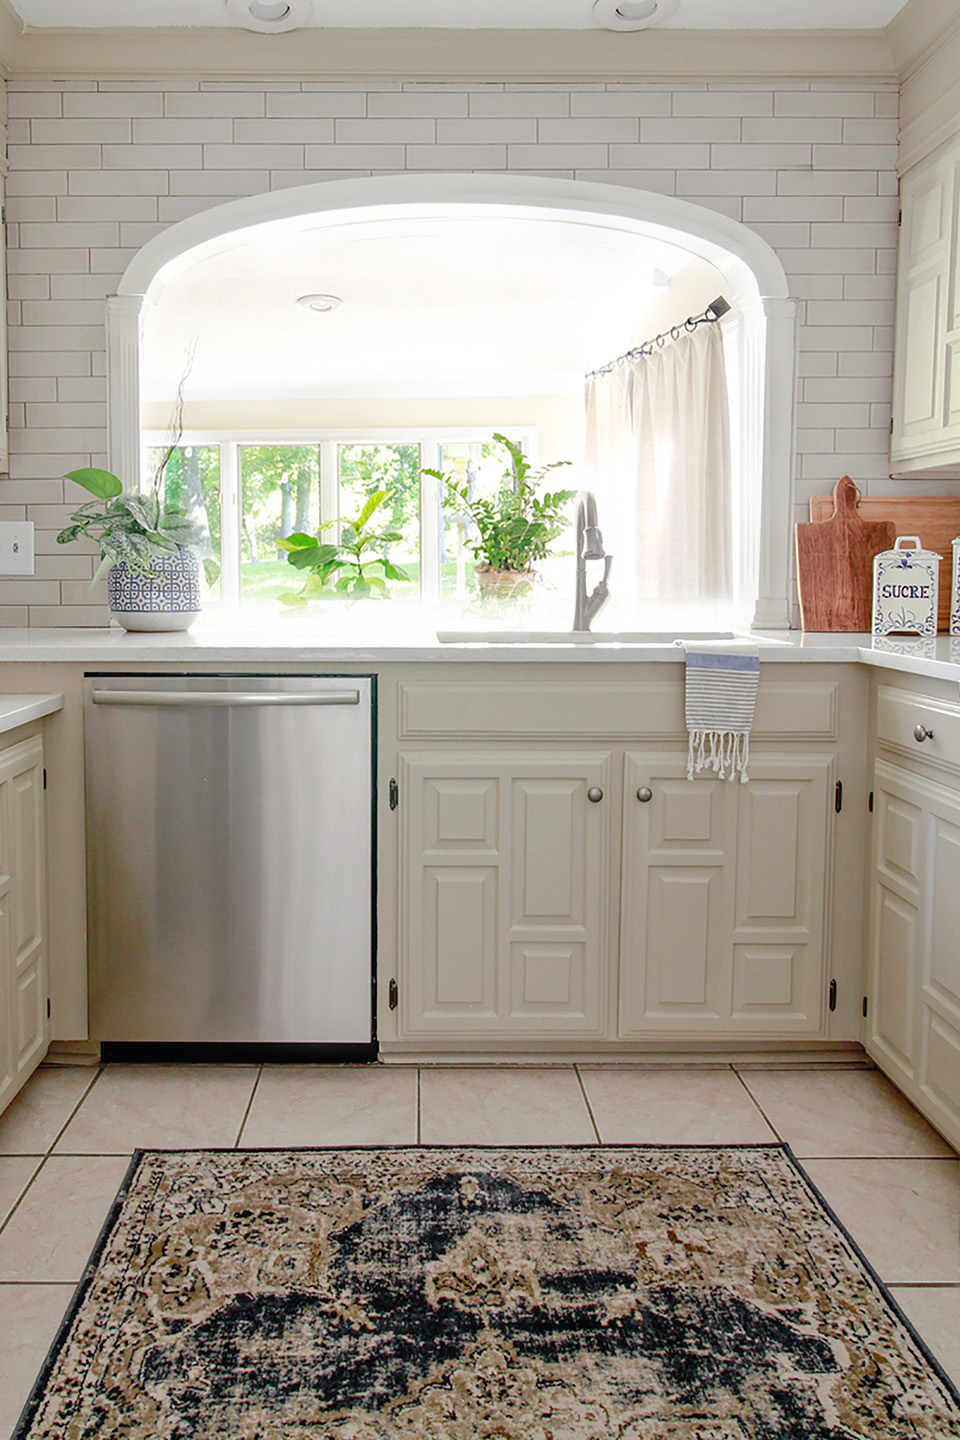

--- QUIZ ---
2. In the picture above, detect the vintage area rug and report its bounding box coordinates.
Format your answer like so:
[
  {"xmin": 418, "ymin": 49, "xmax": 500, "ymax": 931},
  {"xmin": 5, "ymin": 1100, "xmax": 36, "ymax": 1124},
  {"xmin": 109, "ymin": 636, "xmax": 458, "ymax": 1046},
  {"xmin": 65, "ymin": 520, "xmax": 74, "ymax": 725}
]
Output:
[{"xmin": 15, "ymin": 1144, "xmax": 960, "ymax": 1439}]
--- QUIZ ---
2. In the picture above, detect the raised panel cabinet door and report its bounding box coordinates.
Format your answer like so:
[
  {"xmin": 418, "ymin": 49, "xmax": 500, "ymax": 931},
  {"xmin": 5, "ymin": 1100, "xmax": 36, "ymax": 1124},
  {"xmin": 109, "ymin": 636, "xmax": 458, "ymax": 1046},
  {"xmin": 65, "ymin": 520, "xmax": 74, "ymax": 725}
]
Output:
[
  {"xmin": 866, "ymin": 763, "xmax": 924, "ymax": 1086},
  {"xmin": 505, "ymin": 756, "xmax": 609, "ymax": 1034},
  {"xmin": 893, "ymin": 143, "xmax": 960, "ymax": 470},
  {"xmin": 618, "ymin": 752, "xmax": 736, "ymax": 1037},
  {"xmin": 399, "ymin": 751, "xmax": 610, "ymax": 1038},
  {"xmin": 0, "ymin": 736, "xmax": 47, "ymax": 1112},
  {"xmin": 619, "ymin": 752, "xmax": 834, "ymax": 1039},
  {"xmin": 918, "ymin": 784, "xmax": 960, "ymax": 1135},
  {"xmin": 730, "ymin": 755, "xmax": 834, "ymax": 1034}
]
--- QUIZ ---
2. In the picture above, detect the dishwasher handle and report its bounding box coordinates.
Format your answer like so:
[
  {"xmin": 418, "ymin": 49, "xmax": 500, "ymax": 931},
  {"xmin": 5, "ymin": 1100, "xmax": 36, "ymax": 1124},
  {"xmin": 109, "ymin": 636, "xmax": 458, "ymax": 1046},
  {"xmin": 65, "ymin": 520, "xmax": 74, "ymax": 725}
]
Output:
[{"xmin": 91, "ymin": 688, "xmax": 361, "ymax": 708}]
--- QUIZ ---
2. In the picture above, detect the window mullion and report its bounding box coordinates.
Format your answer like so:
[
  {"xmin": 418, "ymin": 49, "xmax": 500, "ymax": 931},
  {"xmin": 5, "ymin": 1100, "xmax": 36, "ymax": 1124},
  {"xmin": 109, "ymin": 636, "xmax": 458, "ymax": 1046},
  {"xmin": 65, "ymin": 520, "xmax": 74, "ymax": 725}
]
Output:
[{"xmin": 220, "ymin": 441, "xmax": 241, "ymax": 612}]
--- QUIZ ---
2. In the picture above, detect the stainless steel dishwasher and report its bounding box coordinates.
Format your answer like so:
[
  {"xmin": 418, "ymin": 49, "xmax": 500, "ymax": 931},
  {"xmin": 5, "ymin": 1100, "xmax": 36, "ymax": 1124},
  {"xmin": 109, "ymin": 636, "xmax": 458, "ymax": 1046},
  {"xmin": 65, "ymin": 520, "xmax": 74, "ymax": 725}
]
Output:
[{"xmin": 83, "ymin": 674, "xmax": 375, "ymax": 1055}]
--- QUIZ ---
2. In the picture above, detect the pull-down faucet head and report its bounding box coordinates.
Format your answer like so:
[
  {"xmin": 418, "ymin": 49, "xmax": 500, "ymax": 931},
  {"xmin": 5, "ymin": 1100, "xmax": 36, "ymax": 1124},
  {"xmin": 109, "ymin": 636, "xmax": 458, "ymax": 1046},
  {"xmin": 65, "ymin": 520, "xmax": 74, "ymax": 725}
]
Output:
[{"xmin": 573, "ymin": 490, "xmax": 612, "ymax": 633}]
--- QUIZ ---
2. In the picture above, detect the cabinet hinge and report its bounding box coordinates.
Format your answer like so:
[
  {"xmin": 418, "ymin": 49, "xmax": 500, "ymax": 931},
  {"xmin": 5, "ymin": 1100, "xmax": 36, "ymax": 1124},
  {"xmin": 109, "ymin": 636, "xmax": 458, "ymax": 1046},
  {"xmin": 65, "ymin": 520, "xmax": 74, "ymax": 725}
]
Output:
[
  {"xmin": 889, "ymin": 416, "xmax": 894, "ymax": 436},
  {"xmin": 868, "ymin": 790, "xmax": 874, "ymax": 812},
  {"xmin": 828, "ymin": 979, "xmax": 837, "ymax": 1012},
  {"xmin": 862, "ymin": 996, "xmax": 869, "ymax": 1018},
  {"xmin": 897, "ymin": 208, "xmax": 902, "ymax": 227},
  {"xmin": 42, "ymin": 767, "xmax": 47, "ymax": 790},
  {"xmin": 388, "ymin": 978, "xmax": 398, "ymax": 1011},
  {"xmin": 834, "ymin": 780, "xmax": 843, "ymax": 813},
  {"xmin": 389, "ymin": 778, "xmax": 398, "ymax": 811}
]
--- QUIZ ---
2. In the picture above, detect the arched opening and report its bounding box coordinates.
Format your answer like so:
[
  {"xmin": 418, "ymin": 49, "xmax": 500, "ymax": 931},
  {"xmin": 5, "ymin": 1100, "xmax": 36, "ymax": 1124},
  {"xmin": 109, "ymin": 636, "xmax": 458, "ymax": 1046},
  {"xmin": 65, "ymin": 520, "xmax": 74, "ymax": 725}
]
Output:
[{"xmin": 108, "ymin": 173, "xmax": 797, "ymax": 631}]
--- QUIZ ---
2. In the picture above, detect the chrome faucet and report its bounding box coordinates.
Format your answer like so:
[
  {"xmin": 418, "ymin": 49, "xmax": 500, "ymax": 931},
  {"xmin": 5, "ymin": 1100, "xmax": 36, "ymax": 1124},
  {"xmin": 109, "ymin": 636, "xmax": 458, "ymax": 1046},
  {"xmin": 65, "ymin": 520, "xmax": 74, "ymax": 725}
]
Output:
[{"xmin": 573, "ymin": 490, "xmax": 612, "ymax": 633}]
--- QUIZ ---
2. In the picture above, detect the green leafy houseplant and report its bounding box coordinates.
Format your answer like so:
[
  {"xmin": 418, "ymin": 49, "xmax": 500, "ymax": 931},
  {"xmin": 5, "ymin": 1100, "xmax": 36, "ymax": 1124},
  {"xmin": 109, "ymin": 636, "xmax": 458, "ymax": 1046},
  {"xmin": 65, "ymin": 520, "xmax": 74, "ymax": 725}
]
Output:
[
  {"xmin": 56, "ymin": 467, "xmax": 205, "ymax": 585},
  {"xmin": 276, "ymin": 488, "xmax": 411, "ymax": 607},
  {"xmin": 424, "ymin": 433, "xmax": 575, "ymax": 590}
]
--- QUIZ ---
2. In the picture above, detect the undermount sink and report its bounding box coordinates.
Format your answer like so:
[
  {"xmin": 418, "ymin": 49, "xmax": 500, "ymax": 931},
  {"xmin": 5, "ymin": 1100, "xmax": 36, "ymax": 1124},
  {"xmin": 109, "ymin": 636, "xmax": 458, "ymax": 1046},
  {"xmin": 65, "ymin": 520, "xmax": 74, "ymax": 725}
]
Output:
[{"xmin": 435, "ymin": 630, "xmax": 781, "ymax": 646}]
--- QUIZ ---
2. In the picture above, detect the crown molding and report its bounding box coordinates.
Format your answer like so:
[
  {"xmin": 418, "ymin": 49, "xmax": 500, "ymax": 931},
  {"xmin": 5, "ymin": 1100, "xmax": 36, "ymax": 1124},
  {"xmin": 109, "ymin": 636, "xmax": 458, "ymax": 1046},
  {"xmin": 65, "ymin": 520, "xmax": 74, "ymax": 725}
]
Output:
[
  {"xmin": 887, "ymin": 0, "xmax": 960, "ymax": 78},
  {"xmin": 890, "ymin": 0, "xmax": 960, "ymax": 171},
  {"xmin": 0, "ymin": 24, "xmax": 896, "ymax": 84},
  {"xmin": 0, "ymin": 0, "xmax": 23, "ymax": 74}
]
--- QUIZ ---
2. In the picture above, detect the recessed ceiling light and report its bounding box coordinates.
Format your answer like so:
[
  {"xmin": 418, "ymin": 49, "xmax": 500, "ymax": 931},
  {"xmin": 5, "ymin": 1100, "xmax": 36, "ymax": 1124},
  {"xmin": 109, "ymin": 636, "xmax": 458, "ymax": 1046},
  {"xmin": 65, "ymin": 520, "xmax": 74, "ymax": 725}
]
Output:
[
  {"xmin": 297, "ymin": 294, "xmax": 343, "ymax": 314},
  {"xmin": 224, "ymin": 0, "xmax": 314, "ymax": 33},
  {"xmin": 592, "ymin": 0, "xmax": 681, "ymax": 30}
]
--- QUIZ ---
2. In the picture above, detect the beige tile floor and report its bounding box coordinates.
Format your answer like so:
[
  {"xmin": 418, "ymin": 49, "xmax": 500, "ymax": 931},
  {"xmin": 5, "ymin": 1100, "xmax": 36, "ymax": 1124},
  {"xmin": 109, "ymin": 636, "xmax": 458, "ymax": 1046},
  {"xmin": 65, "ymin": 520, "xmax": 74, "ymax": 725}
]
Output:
[{"xmin": 0, "ymin": 1060, "xmax": 957, "ymax": 1436}]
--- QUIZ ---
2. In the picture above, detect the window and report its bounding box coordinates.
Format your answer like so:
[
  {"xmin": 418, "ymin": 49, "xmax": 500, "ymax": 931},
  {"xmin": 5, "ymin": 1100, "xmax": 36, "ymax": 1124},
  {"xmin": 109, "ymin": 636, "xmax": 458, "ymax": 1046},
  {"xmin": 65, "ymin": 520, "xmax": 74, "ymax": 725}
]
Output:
[{"xmin": 145, "ymin": 428, "xmax": 564, "ymax": 614}]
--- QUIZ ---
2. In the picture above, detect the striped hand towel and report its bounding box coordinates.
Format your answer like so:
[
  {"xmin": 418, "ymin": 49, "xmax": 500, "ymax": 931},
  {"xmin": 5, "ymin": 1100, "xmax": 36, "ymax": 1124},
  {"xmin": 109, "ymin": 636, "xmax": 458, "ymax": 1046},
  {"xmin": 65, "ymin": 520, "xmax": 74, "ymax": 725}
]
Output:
[{"xmin": 681, "ymin": 640, "xmax": 760, "ymax": 783}]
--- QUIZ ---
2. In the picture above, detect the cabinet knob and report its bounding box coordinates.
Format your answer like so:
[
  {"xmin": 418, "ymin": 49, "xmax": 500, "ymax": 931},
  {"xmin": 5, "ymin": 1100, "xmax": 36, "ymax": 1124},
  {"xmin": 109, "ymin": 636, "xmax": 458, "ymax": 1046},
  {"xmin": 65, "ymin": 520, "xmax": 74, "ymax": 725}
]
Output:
[
  {"xmin": 913, "ymin": 723, "xmax": 935, "ymax": 743},
  {"xmin": 636, "ymin": 786, "xmax": 653, "ymax": 803},
  {"xmin": 587, "ymin": 786, "xmax": 603, "ymax": 803}
]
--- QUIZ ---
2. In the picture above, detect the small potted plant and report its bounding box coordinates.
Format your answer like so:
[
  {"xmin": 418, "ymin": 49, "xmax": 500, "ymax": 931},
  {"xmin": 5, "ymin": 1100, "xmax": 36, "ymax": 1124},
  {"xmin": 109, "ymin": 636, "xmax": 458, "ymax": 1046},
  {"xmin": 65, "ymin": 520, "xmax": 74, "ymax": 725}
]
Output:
[
  {"xmin": 424, "ymin": 433, "xmax": 575, "ymax": 599},
  {"xmin": 57, "ymin": 467, "xmax": 206, "ymax": 631},
  {"xmin": 276, "ymin": 488, "xmax": 410, "ymax": 607}
]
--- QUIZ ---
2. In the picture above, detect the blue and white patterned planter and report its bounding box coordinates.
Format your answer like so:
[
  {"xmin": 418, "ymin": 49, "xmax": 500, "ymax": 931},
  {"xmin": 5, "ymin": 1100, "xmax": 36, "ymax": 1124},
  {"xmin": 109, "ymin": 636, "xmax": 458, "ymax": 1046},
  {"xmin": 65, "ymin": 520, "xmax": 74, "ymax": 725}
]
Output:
[{"xmin": 107, "ymin": 549, "xmax": 202, "ymax": 632}]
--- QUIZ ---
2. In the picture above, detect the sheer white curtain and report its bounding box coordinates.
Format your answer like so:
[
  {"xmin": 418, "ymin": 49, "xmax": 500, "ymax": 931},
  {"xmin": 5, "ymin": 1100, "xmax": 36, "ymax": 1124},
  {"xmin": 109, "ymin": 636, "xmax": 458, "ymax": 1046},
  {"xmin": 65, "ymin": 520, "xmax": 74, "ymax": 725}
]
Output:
[{"xmin": 585, "ymin": 320, "xmax": 732, "ymax": 606}]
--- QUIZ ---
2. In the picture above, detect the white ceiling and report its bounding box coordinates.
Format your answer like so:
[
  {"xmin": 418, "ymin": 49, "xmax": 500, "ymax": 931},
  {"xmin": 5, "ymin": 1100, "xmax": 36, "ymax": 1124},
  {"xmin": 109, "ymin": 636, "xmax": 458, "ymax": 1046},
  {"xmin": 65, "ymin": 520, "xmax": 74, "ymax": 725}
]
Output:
[
  {"xmin": 9, "ymin": 0, "xmax": 911, "ymax": 28},
  {"xmin": 140, "ymin": 214, "xmax": 708, "ymax": 403}
]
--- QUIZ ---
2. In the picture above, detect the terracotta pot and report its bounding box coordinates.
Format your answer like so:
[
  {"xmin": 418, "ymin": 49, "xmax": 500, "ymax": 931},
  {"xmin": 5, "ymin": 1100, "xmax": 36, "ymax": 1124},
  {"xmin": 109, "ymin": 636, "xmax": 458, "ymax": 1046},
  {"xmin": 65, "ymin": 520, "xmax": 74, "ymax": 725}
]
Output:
[{"xmin": 474, "ymin": 564, "xmax": 536, "ymax": 600}]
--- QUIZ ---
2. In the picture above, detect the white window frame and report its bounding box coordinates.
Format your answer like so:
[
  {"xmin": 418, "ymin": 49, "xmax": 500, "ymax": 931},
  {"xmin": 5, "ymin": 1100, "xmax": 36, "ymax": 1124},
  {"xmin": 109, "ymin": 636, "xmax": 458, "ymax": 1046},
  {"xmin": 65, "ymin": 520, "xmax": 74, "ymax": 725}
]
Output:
[{"xmin": 142, "ymin": 425, "xmax": 538, "ymax": 613}]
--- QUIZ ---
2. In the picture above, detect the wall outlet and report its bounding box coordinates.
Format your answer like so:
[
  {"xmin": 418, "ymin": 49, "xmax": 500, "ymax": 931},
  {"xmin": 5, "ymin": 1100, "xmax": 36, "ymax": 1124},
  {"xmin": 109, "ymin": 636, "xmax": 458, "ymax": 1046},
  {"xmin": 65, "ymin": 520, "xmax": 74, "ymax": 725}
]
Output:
[{"xmin": 0, "ymin": 521, "xmax": 35, "ymax": 575}]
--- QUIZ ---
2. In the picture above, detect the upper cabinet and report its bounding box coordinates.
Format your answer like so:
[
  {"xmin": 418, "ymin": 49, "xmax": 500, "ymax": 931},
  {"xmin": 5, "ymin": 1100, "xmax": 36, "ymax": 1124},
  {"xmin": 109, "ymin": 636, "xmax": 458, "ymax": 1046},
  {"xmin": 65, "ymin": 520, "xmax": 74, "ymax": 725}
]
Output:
[{"xmin": 891, "ymin": 133, "xmax": 960, "ymax": 476}]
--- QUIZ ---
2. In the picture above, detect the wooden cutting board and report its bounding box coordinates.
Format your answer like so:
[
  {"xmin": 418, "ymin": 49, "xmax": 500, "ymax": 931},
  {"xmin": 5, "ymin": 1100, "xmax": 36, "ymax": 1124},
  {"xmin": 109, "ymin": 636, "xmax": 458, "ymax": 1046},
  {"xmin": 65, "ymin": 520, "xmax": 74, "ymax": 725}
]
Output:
[
  {"xmin": 796, "ymin": 476, "xmax": 895, "ymax": 631},
  {"xmin": 809, "ymin": 489, "xmax": 960, "ymax": 632}
]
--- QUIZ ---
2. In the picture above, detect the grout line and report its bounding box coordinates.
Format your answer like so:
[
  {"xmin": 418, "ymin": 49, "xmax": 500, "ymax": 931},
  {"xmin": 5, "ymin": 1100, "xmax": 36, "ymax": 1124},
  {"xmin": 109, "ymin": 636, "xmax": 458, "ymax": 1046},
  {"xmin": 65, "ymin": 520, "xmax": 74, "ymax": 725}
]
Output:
[
  {"xmin": 731, "ymin": 1067, "xmax": 785, "ymax": 1142},
  {"xmin": 574, "ymin": 1066, "xmax": 602, "ymax": 1144},
  {"xmin": 234, "ymin": 1065, "xmax": 264, "ymax": 1149},
  {"xmin": 0, "ymin": 1065, "xmax": 105, "ymax": 1243}
]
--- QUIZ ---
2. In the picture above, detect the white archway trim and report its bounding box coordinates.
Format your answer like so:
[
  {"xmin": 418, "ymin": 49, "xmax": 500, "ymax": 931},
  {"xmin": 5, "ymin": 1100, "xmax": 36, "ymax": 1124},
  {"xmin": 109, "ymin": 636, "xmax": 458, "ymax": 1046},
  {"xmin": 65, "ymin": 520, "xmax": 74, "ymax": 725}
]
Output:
[{"xmin": 109, "ymin": 172, "xmax": 797, "ymax": 630}]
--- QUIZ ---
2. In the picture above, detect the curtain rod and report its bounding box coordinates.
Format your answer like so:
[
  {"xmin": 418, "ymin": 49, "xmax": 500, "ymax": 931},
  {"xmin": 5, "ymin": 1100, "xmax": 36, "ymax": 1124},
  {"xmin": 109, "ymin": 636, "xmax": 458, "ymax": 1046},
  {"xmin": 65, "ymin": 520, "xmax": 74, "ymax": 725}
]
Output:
[{"xmin": 585, "ymin": 294, "xmax": 732, "ymax": 382}]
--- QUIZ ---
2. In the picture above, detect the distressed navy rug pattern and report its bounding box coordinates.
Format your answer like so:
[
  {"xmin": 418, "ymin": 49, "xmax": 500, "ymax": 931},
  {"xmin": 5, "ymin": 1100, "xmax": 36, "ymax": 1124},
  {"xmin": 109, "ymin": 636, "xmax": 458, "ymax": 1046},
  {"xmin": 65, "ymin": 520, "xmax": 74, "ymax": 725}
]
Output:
[{"xmin": 14, "ymin": 1144, "xmax": 960, "ymax": 1438}]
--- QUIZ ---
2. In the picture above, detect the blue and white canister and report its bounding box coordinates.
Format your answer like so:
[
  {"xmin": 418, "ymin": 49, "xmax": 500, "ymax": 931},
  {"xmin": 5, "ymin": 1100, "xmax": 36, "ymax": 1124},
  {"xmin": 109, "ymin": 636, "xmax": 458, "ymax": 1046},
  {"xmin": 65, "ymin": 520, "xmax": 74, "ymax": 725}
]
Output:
[
  {"xmin": 952, "ymin": 537, "xmax": 960, "ymax": 635},
  {"xmin": 107, "ymin": 548, "xmax": 202, "ymax": 632},
  {"xmin": 872, "ymin": 536, "xmax": 941, "ymax": 637}
]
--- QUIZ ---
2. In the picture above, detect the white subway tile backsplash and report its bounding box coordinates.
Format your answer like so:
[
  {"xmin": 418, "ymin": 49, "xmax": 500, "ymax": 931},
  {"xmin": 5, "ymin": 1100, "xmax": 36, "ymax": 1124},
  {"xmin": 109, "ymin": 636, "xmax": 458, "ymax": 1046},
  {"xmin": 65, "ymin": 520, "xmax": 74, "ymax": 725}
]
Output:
[
  {"xmin": 65, "ymin": 91, "xmax": 164, "ymax": 118},
  {"xmin": 168, "ymin": 169, "xmax": 269, "ymax": 195},
  {"xmin": 612, "ymin": 142, "xmax": 710, "ymax": 168},
  {"xmin": 233, "ymin": 118, "xmax": 336, "ymax": 144},
  {"xmin": 304, "ymin": 143, "xmax": 405, "ymax": 168},
  {"xmin": 677, "ymin": 170, "xmax": 776, "ymax": 195},
  {"xmin": 539, "ymin": 116, "xmax": 639, "ymax": 142},
  {"xmin": 774, "ymin": 91, "xmax": 875, "ymax": 117},
  {"xmin": 7, "ymin": 92, "xmax": 62, "ymax": 119},
  {"xmin": 103, "ymin": 143, "xmax": 202, "ymax": 169},
  {"xmin": 134, "ymin": 117, "xmax": 234, "ymax": 144},
  {"xmin": 66, "ymin": 169, "xmax": 171, "ymax": 195},
  {"xmin": 0, "ymin": 75, "xmax": 904, "ymax": 626},
  {"xmin": 370, "ymin": 92, "xmax": 466, "ymax": 117},
  {"xmin": 336, "ymin": 117, "xmax": 435, "ymax": 143},
  {"xmin": 572, "ymin": 91, "xmax": 669, "ymax": 117},
  {"xmin": 31, "ymin": 117, "xmax": 131, "ymax": 144},
  {"xmin": 710, "ymin": 143, "xmax": 812, "ymax": 169},
  {"xmin": 642, "ymin": 117, "xmax": 741, "ymax": 143},
  {"xmin": 168, "ymin": 92, "xmax": 266, "ymax": 117},
  {"xmin": 469, "ymin": 91, "xmax": 569, "ymax": 117},
  {"xmin": 437, "ymin": 118, "xmax": 537, "ymax": 144}
]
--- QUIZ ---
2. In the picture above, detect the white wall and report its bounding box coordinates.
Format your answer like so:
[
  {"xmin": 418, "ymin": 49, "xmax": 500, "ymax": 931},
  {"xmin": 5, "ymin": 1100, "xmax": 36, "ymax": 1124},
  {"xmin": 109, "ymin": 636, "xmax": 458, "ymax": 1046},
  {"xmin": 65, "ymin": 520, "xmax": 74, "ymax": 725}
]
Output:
[{"xmin": 1, "ymin": 76, "xmax": 900, "ymax": 626}]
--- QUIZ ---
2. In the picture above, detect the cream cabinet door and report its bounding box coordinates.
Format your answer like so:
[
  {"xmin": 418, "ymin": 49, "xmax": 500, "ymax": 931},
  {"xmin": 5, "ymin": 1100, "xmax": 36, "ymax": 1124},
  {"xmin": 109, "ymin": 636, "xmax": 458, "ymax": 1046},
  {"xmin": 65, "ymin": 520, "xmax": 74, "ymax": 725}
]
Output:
[
  {"xmin": 867, "ymin": 759, "xmax": 960, "ymax": 1147},
  {"xmin": 619, "ymin": 752, "xmax": 834, "ymax": 1038},
  {"xmin": 0, "ymin": 735, "xmax": 48, "ymax": 1115},
  {"xmin": 892, "ymin": 138, "xmax": 960, "ymax": 474},
  {"xmin": 398, "ymin": 750, "xmax": 611, "ymax": 1038},
  {"xmin": 867, "ymin": 761, "xmax": 924, "ymax": 1086}
]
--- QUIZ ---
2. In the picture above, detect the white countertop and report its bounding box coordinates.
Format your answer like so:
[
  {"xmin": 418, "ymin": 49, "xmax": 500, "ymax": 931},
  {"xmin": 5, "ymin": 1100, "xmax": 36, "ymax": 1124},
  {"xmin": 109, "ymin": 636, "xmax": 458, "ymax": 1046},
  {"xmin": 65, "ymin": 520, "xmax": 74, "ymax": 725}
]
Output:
[
  {"xmin": 0, "ymin": 693, "xmax": 64, "ymax": 735},
  {"xmin": 0, "ymin": 625, "xmax": 957, "ymax": 684}
]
